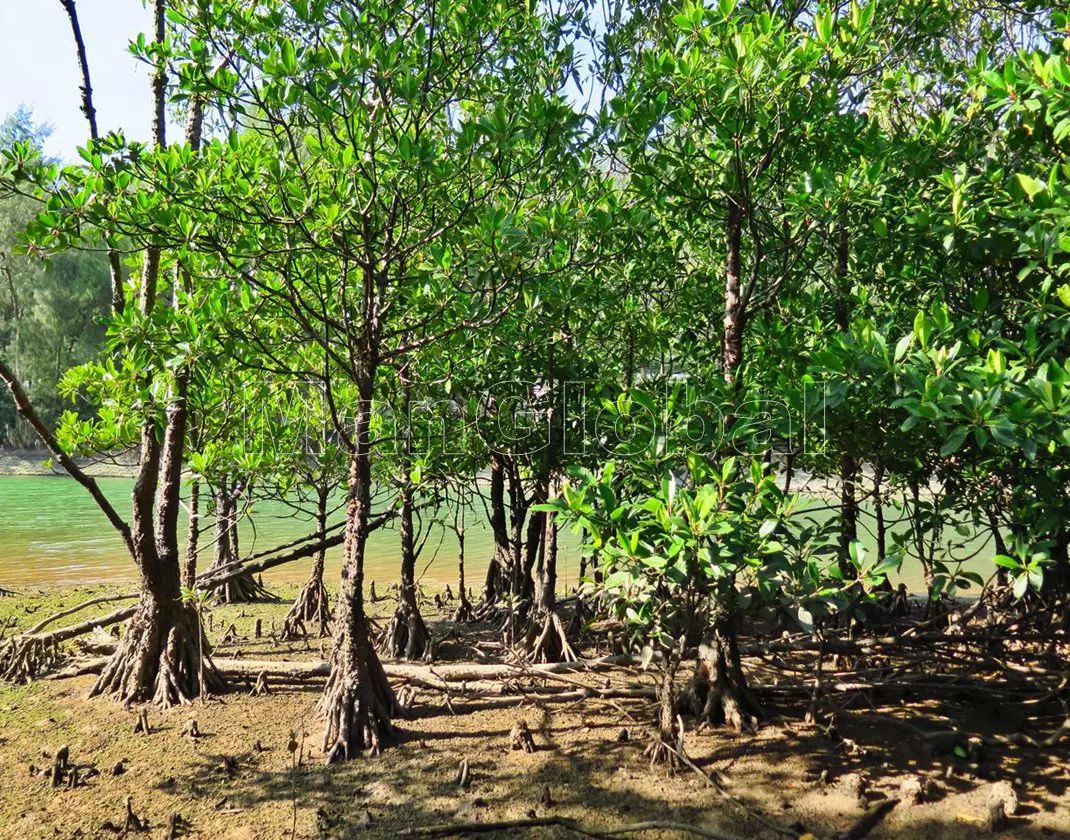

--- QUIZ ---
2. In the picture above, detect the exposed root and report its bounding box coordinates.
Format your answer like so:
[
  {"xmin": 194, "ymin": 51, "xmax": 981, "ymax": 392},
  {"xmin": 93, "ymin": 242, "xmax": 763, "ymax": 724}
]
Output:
[
  {"xmin": 378, "ymin": 599, "xmax": 431, "ymax": 662},
  {"xmin": 681, "ymin": 636, "xmax": 763, "ymax": 733},
  {"xmin": 210, "ymin": 570, "xmax": 274, "ymax": 604},
  {"xmin": 0, "ymin": 586, "xmax": 15, "ymax": 597},
  {"xmin": 0, "ymin": 600, "xmax": 139, "ymax": 683},
  {"xmin": 123, "ymin": 795, "xmax": 147, "ymax": 833},
  {"xmin": 280, "ymin": 572, "xmax": 332, "ymax": 640},
  {"xmin": 509, "ymin": 719, "xmax": 537, "ymax": 752},
  {"xmin": 523, "ymin": 609, "xmax": 578, "ymax": 664},
  {"xmin": 0, "ymin": 633, "xmax": 62, "ymax": 683},
  {"xmin": 89, "ymin": 598, "xmax": 223, "ymax": 708},
  {"xmin": 250, "ymin": 671, "xmax": 271, "ymax": 696},
  {"xmin": 166, "ymin": 812, "xmax": 190, "ymax": 840},
  {"xmin": 472, "ymin": 599, "xmax": 505, "ymax": 623},
  {"xmin": 451, "ymin": 593, "xmax": 475, "ymax": 623},
  {"xmin": 645, "ymin": 645, "xmax": 684, "ymax": 769},
  {"xmin": 320, "ymin": 636, "xmax": 401, "ymax": 762},
  {"xmin": 565, "ymin": 597, "xmax": 588, "ymax": 639},
  {"xmin": 644, "ymin": 720, "xmax": 686, "ymax": 770},
  {"xmin": 133, "ymin": 708, "xmax": 151, "ymax": 735}
]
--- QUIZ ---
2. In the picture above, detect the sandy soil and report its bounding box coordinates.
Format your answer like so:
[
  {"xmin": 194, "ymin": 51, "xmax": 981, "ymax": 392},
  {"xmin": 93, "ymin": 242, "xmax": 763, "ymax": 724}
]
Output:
[
  {"xmin": 0, "ymin": 449, "xmax": 139, "ymax": 478},
  {"xmin": 1, "ymin": 585, "xmax": 1069, "ymax": 840}
]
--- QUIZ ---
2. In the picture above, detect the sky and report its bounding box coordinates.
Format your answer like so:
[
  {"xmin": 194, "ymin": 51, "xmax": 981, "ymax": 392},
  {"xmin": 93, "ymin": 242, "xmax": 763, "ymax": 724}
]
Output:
[{"xmin": 0, "ymin": 0, "xmax": 153, "ymax": 161}]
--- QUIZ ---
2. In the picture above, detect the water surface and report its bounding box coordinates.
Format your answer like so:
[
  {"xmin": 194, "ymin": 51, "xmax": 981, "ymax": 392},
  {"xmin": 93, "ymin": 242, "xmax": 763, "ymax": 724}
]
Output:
[
  {"xmin": 0, "ymin": 474, "xmax": 582, "ymax": 589},
  {"xmin": 0, "ymin": 475, "xmax": 994, "ymax": 593}
]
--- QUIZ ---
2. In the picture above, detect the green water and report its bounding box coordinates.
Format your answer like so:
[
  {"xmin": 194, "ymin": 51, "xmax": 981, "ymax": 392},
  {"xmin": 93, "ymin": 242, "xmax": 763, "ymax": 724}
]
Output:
[
  {"xmin": 0, "ymin": 475, "xmax": 583, "ymax": 589},
  {"xmin": 0, "ymin": 476, "xmax": 995, "ymax": 592}
]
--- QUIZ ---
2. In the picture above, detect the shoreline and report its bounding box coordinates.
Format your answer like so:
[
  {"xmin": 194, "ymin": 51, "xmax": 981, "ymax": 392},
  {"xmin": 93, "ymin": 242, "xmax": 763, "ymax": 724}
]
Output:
[{"xmin": 0, "ymin": 449, "xmax": 139, "ymax": 479}]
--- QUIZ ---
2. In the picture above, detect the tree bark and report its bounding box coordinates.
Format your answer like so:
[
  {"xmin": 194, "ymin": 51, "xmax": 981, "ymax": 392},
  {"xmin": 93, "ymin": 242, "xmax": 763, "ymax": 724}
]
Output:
[
  {"xmin": 183, "ymin": 480, "xmax": 199, "ymax": 589},
  {"xmin": 478, "ymin": 453, "xmax": 511, "ymax": 614},
  {"xmin": 452, "ymin": 503, "xmax": 474, "ymax": 621},
  {"xmin": 722, "ymin": 198, "xmax": 744, "ymax": 383},
  {"xmin": 208, "ymin": 479, "xmax": 269, "ymax": 603},
  {"xmin": 682, "ymin": 616, "xmax": 762, "ymax": 732},
  {"xmin": 281, "ymin": 484, "xmax": 333, "ymax": 638},
  {"xmin": 838, "ymin": 452, "xmax": 860, "ymax": 579},
  {"xmin": 380, "ymin": 384, "xmax": 430, "ymax": 660},
  {"xmin": 525, "ymin": 500, "xmax": 576, "ymax": 663},
  {"xmin": 321, "ymin": 376, "xmax": 400, "ymax": 762},
  {"xmin": 835, "ymin": 212, "xmax": 859, "ymax": 580},
  {"xmin": 58, "ymin": 0, "xmax": 124, "ymax": 316}
]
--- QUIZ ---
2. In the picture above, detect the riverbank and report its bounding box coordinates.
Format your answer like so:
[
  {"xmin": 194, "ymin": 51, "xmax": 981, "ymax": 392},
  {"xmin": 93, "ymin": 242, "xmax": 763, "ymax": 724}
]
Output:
[
  {"xmin": 1, "ymin": 584, "xmax": 1067, "ymax": 839},
  {"xmin": 0, "ymin": 449, "xmax": 138, "ymax": 478}
]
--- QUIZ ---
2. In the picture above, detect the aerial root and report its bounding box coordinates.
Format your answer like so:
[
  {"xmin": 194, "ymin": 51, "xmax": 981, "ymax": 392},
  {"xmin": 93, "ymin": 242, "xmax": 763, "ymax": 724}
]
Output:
[
  {"xmin": 280, "ymin": 575, "xmax": 332, "ymax": 640},
  {"xmin": 378, "ymin": 601, "xmax": 431, "ymax": 661},
  {"xmin": 0, "ymin": 633, "xmax": 62, "ymax": 683},
  {"xmin": 320, "ymin": 649, "xmax": 400, "ymax": 762},
  {"xmin": 451, "ymin": 594, "xmax": 475, "ymax": 623},
  {"xmin": 682, "ymin": 639, "xmax": 763, "ymax": 734},
  {"xmin": 90, "ymin": 603, "xmax": 223, "ymax": 708},
  {"xmin": 211, "ymin": 571, "xmax": 274, "ymax": 604},
  {"xmin": 524, "ymin": 610, "xmax": 578, "ymax": 664}
]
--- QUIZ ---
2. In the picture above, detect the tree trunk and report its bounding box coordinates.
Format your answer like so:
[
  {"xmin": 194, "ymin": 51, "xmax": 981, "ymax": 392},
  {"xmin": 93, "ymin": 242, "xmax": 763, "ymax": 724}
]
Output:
[
  {"xmin": 90, "ymin": 581, "xmax": 220, "ymax": 707},
  {"xmin": 479, "ymin": 453, "xmax": 511, "ymax": 612},
  {"xmin": 506, "ymin": 458, "xmax": 530, "ymax": 602},
  {"xmin": 1043, "ymin": 530, "xmax": 1070, "ymax": 612},
  {"xmin": 722, "ymin": 198, "xmax": 744, "ymax": 383},
  {"xmin": 644, "ymin": 644, "xmax": 683, "ymax": 767},
  {"xmin": 988, "ymin": 509, "xmax": 1009, "ymax": 588},
  {"xmin": 834, "ymin": 211, "xmax": 858, "ymax": 581},
  {"xmin": 525, "ymin": 502, "xmax": 576, "ymax": 663},
  {"xmin": 183, "ymin": 481, "xmax": 199, "ymax": 589},
  {"xmin": 209, "ymin": 478, "xmax": 270, "ymax": 603},
  {"xmin": 91, "ymin": 248, "xmax": 217, "ymax": 706},
  {"xmin": 452, "ymin": 504, "xmax": 474, "ymax": 622},
  {"xmin": 838, "ymin": 452, "xmax": 860, "ymax": 579},
  {"xmin": 281, "ymin": 485, "xmax": 333, "ymax": 639},
  {"xmin": 681, "ymin": 616, "xmax": 762, "ymax": 732},
  {"xmin": 380, "ymin": 381, "xmax": 430, "ymax": 660},
  {"xmin": 321, "ymin": 381, "xmax": 400, "ymax": 762}
]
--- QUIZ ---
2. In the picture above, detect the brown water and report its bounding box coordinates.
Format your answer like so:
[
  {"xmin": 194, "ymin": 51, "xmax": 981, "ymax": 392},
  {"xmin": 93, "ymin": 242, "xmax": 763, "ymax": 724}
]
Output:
[{"xmin": 0, "ymin": 475, "xmax": 584, "ymax": 590}]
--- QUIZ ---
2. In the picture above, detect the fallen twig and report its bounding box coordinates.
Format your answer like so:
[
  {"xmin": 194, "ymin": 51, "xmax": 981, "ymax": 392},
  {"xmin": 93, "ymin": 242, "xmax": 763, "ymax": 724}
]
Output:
[{"xmin": 397, "ymin": 816, "xmax": 747, "ymax": 839}]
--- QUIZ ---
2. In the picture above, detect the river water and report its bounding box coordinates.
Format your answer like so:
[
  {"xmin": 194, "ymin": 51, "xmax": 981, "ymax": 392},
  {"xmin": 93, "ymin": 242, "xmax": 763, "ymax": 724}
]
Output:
[
  {"xmin": 0, "ymin": 474, "xmax": 580, "ymax": 589},
  {"xmin": 0, "ymin": 475, "xmax": 993, "ymax": 592}
]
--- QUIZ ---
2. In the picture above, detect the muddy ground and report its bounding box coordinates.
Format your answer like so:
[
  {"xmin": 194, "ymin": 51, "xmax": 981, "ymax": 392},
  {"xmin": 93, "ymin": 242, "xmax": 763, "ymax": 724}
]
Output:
[{"xmin": 0, "ymin": 584, "xmax": 1068, "ymax": 839}]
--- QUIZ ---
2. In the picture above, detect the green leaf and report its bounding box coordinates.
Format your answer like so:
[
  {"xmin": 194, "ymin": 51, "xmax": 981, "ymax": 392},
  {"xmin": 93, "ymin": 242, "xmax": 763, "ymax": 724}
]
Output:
[
  {"xmin": 280, "ymin": 39, "xmax": 297, "ymax": 75},
  {"xmin": 894, "ymin": 333, "xmax": 913, "ymax": 363},
  {"xmin": 940, "ymin": 426, "xmax": 968, "ymax": 457},
  {"xmin": 980, "ymin": 70, "xmax": 1005, "ymax": 90},
  {"xmin": 872, "ymin": 555, "xmax": 902, "ymax": 577},
  {"xmin": 1014, "ymin": 173, "xmax": 1045, "ymax": 200},
  {"xmin": 913, "ymin": 311, "xmax": 932, "ymax": 349}
]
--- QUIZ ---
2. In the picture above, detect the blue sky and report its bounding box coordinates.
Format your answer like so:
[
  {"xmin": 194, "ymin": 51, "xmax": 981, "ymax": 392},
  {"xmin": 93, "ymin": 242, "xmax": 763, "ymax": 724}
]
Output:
[{"xmin": 0, "ymin": 0, "xmax": 152, "ymax": 160}]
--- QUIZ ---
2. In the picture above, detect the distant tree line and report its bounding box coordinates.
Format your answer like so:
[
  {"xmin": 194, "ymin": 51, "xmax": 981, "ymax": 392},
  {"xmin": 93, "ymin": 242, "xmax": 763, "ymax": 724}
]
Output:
[{"xmin": 0, "ymin": 107, "xmax": 110, "ymax": 449}]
